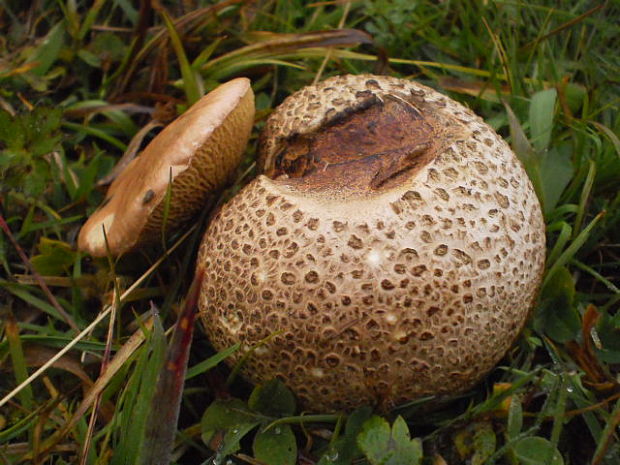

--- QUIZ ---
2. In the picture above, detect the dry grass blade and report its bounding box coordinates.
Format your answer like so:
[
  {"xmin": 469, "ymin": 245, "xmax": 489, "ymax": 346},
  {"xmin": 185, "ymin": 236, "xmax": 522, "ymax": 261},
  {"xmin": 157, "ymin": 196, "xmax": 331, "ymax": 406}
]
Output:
[
  {"xmin": 313, "ymin": 49, "xmax": 553, "ymax": 84},
  {"xmin": 21, "ymin": 346, "xmax": 95, "ymax": 388},
  {"xmin": 312, "ymin": 0, "xmax": 352, "ymax": 84},
  {"xmin": 79, "ymin": 285, "xmax": 119, "ymax": 465},
  {"xmin": 97, "ymin": 120, "xmax": 165, "ymax": 186},
  {"xmin": 437, "ymin": 77, "xmax": 511, "ymax": 102},
  {"xmin": 201, "ymin": 28, "xmax": 373, "ymax": 74},
  {"xmin": 481, "ymin": 16, "xmax": 513, "ymax": 92}
]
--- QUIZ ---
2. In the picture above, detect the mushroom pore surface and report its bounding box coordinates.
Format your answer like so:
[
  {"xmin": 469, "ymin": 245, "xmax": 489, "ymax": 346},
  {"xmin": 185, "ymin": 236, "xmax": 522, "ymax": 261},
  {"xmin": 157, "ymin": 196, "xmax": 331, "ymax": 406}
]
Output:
[
  {"xmin": 198, "ymin": 74, "xmax": 545, "ymax": 412},
  {"xmin": 78, "ymin": 78, "xmax": 254, "ymax": 257}
]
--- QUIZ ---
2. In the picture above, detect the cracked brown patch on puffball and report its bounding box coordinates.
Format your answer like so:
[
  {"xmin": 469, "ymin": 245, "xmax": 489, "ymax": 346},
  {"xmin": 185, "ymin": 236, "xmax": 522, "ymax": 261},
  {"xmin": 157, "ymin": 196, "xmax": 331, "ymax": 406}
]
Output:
[{"xmin": 198, "ymin": 74, "xmax": 545, "ymax": 412}]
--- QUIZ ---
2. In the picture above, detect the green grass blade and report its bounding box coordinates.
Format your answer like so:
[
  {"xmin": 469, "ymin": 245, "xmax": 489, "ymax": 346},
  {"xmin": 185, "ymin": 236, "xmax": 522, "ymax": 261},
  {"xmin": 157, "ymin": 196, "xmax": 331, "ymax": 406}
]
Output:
[
  {"xmin": 0, "ymin": 404, "xmax": 41, "ymax": 442},
  {"xmin": 78, "ymin": 0, "xmax": 107, "ymax": 41},
  {"xmin": 546, "ymin": 221, "xmax": 572, "ymax": 267},
  {"xmin": 549, "ymin": 374, "xmax": 568, "ymax": 451},
  {"xmin": 591, "ymin": 121, "xmax": 620, "ymax": 157},
  {"xmin": 592, "ymin": 398, "xmax": 620, "ymax": 464},
  {"xmin": 111, "ymin": 314, "xmax": 167, "ymax": 465},
  {"xmin": 571, "ymin": 259, "xmax": 620, "ymax": 295},
  {"xmin": 24, "ymin": 21, "xmax": 65, "ymax": 76},
  {"xmin": 0, "ymin": 335, "xmax": 108, "ymax": 356},
  {"xmin": 62, "ymin": 122, "xmax": 128, "ymax": 151},
  {"xmin": 0, "ymin": 281, "xmax": 67, "ymax": 322},
  {"xmin": 572, "ymin": 159, "xmax": 596, "ymax": 239},
  {"xmin": 192, "ymin": 38, "xmax": 223, "ymax": 69},
  {"xmin": 5, "ymin": 313, "xmax": 34, "ymax": 412},
  {"xmin": 543, "ymin": 211, "xmax": 605, "ymax": 288},
  {"xmin": 158, "ymin": 8, "xmax": 201, "ymax": 105},
  {"xmin": 186, "ymin": 343, "xmax": 240, "ymax": 380}
]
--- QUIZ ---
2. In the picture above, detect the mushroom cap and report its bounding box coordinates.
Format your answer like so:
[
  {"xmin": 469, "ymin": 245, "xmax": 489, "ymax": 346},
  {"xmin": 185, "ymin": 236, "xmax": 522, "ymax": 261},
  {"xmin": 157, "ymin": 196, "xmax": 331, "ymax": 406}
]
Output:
[
  {"xmin": 78, "ymin": 78, "xmax": 254, "ymax": 257},
  {"xmin": 197, "ymin": 74, "xmax": 545, "ymax": 412}
]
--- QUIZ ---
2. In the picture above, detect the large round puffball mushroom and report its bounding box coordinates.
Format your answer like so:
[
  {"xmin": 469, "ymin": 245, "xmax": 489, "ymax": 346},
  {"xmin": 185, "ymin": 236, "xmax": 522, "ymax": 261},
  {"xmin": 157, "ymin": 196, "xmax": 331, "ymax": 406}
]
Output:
[
  {"xmin": 198, "ymin": 74, "xmax": 545, "ymax": 412},
  {"xmin": 78, "ymin": 78, "xmax": 255, "ymax": 257}
]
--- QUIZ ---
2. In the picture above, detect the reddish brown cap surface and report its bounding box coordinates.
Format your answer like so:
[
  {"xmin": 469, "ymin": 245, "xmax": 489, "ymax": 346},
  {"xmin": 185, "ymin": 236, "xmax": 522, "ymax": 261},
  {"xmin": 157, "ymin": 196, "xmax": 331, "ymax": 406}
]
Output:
[{"xmin": 78, "ymin": 78, "xmax": 254, "ymax": 257}]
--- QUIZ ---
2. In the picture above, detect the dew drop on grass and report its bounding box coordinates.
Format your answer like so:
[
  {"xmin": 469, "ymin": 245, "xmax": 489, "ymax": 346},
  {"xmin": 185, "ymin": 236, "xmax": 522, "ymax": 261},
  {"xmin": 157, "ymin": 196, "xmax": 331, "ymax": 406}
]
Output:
[
  {"xmin": 327, "ymin": 450, "xmax": 339, "ymax": 461},
  {"xmin": 274, "ymin": 427, "xmax": 282, "ymax": 434}
]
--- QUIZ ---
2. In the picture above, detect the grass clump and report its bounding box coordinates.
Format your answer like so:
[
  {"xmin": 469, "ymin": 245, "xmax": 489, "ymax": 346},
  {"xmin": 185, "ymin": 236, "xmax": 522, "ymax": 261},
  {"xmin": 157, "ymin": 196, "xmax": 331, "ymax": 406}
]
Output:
[{"xmin": 1, "ymin": 1, "xmax": 619, "ymax": 464}]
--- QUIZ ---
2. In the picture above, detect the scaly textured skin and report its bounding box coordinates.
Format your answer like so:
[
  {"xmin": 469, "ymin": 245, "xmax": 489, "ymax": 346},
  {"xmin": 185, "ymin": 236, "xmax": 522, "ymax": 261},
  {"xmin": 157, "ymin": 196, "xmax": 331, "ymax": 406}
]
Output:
[{"xmin": 198, "ymin": 74, "xmax": 545, "ymax": 412}]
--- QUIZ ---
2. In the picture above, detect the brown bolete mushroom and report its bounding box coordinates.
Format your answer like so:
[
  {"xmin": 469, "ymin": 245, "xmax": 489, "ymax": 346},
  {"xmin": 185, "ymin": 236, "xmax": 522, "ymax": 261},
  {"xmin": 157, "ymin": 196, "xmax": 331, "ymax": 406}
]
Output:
[
  {"xmin": 78, "ymin": 78, "xmax": 255, "ymax": 257},
  {"xmin": 197, "ymin": 74, "xmax": 546, "ymax": 412}
]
